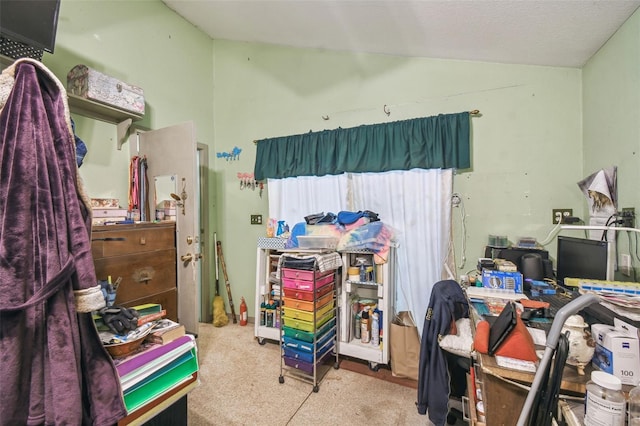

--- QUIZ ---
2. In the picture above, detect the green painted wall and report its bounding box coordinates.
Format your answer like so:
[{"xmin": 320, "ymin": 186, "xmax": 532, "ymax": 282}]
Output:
[
  {"xmin": 43, "ymin": 0, "xmax": 214, "ymax": 212},
  {"xmin": 30, "ymin": 0, "xmax": 640, "ymax": 319},
  {"xmin": 212, "ymin": 41, "xmax": 583, "ymax": 315},
  {"xmin": 583, "ymin": 9, "xmax": 640, "ymax": 221}
]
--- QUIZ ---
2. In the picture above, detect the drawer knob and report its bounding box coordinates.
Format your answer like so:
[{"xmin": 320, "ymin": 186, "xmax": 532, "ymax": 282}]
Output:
[{"xmin": 133, "ymin": 267, "xmax": 154, "ymax": 284}]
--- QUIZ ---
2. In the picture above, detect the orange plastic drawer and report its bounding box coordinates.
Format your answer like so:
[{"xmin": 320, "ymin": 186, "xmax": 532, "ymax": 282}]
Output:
[
  {"xmin": 283, "ymin": 292, "xmax": 334, "ymax": 312},
  {"xmin": 282, "ymin": 283, "xmax": 334, "ymax": 301}
]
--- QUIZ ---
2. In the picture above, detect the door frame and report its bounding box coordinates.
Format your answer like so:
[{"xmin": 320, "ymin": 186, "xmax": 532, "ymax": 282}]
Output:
[{"xmin": 197, "ymin": 143, "xmax": 211, "ymax": 323}]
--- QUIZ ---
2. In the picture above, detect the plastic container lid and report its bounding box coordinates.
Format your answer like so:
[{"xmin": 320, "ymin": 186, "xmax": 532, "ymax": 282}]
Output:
[{"xmin": 591, "ymin": 371, "xmax": 622, "ymax": 390}]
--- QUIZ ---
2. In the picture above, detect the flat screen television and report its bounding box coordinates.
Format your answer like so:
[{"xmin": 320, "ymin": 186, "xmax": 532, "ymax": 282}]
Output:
[
  {"xmin": 556, "ymin": 235, "xmax": 613, "ymax": 286},
  {"xmin": 0, "ymin": 0, "xmax": 61, "ymax": 53}
]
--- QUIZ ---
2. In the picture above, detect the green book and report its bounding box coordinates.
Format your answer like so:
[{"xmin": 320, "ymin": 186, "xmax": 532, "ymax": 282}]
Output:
[
  {"xmin": 131, "ymin": 303, "xmax": 163, "ymax": 316},
  {"xmin": 123, "ymin": 347, "xmax": 198, "ymax": 412}
]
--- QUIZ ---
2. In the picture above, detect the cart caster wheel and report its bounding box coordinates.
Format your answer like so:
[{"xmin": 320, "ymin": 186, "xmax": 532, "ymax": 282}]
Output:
[
  {"xmin": 312, "ymin": 385, "xmax": 319, "ymax": 393},
  {"xmin": 258, "ymin": 337, "xmax": 266, "ymax": 345},
  {"xmin": 369, "ymin": 362, "xmax": 380, "ymax": 372},
  {"xmin": 333, "ymin": 362, "xmax": 340, "ymax": 369},
  {"xmin": 279, "ymin": 376, "xmax": 284, "ymax": 384}
]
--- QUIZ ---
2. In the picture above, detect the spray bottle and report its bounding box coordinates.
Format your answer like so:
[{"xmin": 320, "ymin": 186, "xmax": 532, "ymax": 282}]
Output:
[{"xmin": 371, "ymin": 311, "xmax": 380, "ymax": 347}]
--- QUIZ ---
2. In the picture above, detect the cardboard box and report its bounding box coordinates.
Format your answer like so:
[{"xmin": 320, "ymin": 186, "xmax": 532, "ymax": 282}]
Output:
[
  {"xmin": 592, "ymin": 319, "xmax": 640, "ymax": 385},
  {"xmin": 481, "ymin": 269, "xmax": 523, "ymax": 293}
]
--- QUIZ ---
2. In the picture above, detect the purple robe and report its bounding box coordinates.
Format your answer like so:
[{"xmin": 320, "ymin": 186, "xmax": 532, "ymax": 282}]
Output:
[{"xmin": 0, "ymin": 59, "xmax": 127, "ymax": 425}]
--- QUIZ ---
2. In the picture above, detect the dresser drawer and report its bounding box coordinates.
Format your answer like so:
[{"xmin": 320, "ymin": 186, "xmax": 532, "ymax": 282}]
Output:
[
  {"xmin": 91, "ymin": 224, "xmax": 175, "ymax": 259},
  {"xmin": 94, "ymin": 249, "xmax": 176, "ymax": 302},
  {"xmin": 123, "ymin": 288, "xmax": 178, "ymax": 322}
]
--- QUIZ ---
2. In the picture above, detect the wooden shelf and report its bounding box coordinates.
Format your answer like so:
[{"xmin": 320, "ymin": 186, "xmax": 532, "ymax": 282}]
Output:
[
  {"xmin": 1, "ymin": 55, "xmax": 143, "ymax": 150},
  {"xmin": 68, "ymin": 94, "xmax": 143, "ymax": 150},
  {"xmin": 68, "ymin": 93, "xmax": 143, "ymax": 124}
]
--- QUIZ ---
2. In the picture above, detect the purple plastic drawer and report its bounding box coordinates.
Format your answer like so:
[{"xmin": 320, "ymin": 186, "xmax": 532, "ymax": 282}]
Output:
[{"xmin": 283, "ymin": 348, "xmax": 334, "ymax": 375}]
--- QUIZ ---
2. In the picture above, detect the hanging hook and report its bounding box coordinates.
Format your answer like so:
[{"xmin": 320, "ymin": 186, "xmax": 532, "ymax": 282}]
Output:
[
  {"xmin": 322, "ymin": 115, "xmax": 330, "ymax": 121},
  {"xmin": 383, "ymin": 105, "xmax": 391, "ymax": 116}
]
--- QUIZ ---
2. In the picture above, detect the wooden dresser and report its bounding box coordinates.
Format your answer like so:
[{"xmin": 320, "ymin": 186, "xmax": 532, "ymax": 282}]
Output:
[{"xmin": 91, "ymin": 222, "xmax": 177, "ymax": 321}]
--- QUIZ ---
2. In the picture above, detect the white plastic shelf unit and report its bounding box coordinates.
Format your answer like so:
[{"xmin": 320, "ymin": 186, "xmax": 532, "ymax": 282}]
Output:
[
  {"xmin": 337, "ymin": 248, "xmax": 396, "ymax": 370},
  {"xmin": 278, "ymin": 251, "xmax": 339, "ymax": 392},
  {"xmin": 254, "ymin": 238, "xmax": 287, "ymax": 345}
]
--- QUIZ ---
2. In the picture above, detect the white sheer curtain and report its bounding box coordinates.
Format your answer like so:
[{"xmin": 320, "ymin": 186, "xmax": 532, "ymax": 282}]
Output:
[
  {"xmin": 350, "ymin": 169, "xmax": 454, "ymax": 337},
  {"xmin": 267, "ymin": 169, "xmax": 453, "ymax": 337},
  {"xmin": 267, "ymin": 174, "xmax": 350, "ymax": 228}
]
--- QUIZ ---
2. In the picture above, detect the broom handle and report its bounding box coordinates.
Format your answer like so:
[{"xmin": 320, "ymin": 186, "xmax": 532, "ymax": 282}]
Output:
[
  {"xmin": 214, "ymin": 232, "xmax": 220, "ymax": 295},
  {"xmin": 217, "ymin": 240, "xmax": 237, "ymax": 323}
]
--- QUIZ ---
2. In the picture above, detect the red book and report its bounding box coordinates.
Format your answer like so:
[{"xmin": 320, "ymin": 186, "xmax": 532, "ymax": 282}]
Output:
[{"xmin": 136, "ymin": 310, "xmax": 167, "ymax": 326}]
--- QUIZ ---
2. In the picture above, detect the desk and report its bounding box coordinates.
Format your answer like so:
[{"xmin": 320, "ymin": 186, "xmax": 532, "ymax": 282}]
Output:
[{"xmin": 476, "ymin": 352, "xmax": 589, "ymax": 425}]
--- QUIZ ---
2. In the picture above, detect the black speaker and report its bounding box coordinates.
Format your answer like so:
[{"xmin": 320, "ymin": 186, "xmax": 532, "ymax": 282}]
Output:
[{"xmin": 521, "ymin": 253, "xmax": 544, "ymax": 281}]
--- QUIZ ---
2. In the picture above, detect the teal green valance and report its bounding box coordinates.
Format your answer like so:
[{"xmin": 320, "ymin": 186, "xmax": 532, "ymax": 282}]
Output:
[{"xmin": 254, "ymin": 112, "xmax": 471, "ymax": 181}]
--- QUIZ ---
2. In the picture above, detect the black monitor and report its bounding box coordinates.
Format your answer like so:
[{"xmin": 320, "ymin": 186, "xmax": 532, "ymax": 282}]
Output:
[
  {"xmin": 556, "ymin": 235, "xmax": 612, "ymax": 286},
  {"xmin": 0, "ymin": 0, "xmax": 61, "ymax": 53}
]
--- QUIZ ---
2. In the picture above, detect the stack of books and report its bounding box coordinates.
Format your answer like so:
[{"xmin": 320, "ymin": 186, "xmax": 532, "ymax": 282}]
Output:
[
  {"xmin": 90, "ymin": 198, "xmax": 130, "ymax": 225},
  {"xmin": 97, "ymin": 303, "xmax": 199, "ymax": 418},
  {"xmin": 113, "ymin": 334, "xmax": 199, "ymax": 413}
]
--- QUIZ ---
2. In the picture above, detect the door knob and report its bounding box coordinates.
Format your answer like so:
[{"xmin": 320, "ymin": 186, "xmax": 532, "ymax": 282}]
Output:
[{"xmin": 181, "ymin": 253, "xmax": 193, "ymax": 262}]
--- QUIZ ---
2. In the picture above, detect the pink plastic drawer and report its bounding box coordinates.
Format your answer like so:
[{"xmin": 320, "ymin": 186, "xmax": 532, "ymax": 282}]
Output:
[
  {"xmin": 283, "ymin": 283, "xmax": 334, "ymax": 302},
  {"xmin": 283, "ymin": 292, "xmax": 333, "ymax": 312},
  {"xmin": 281, "ymin": 268, "xmax": 333, "ymax": 281},
  {"xmin": 282, "ymin": 272, "xmax": 334, "ymax": 291}
]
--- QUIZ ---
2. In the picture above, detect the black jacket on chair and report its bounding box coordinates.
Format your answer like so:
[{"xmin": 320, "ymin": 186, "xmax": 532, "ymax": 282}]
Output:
[{"xmin": 417, "ymin": 280, "xmax": 469, "ymax": 425}]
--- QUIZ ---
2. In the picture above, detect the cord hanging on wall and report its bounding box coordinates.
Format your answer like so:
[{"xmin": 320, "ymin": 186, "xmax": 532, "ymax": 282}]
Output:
[
  {"xmin": 383, "ymin": 105, "xmax": 391, "ymax": 116},
  {"xmin": 322, "ymin": 115, "xmax": 330, "ymax": 121}
]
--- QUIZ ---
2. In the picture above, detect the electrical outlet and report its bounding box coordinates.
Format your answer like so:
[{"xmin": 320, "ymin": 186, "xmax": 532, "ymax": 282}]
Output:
[
  {"xmin": 552, "ymin": 208, "xmax": 573, "ymax": 224},
  {"xmin": 621, "ymin": 207, "xmax": 635, "ymax": 228},
  {"xmin": 250, "ymin": 214, "xmax": 262, "ymax": 225}
]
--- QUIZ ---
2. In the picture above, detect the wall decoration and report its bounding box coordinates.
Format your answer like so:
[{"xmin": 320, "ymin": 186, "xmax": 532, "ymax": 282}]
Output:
[
  {"xmin": 217, "ymin": 146, "xmax": 242, "ymax": 161},
  {"xmin": 237, "ymin": 172, "xmax": 264, "ymax": 197}
]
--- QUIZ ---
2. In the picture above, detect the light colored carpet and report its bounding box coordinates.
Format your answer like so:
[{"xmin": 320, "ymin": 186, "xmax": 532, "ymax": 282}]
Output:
[{"xmin": 187, "ymin": 322, "xmax": 436, "ymax": 425}]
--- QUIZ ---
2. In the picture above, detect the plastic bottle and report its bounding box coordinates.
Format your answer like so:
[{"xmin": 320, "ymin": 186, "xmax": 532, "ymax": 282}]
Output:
[
  {"xmin": 359, "ymin": 264, "xmax": 366, "ymax": 282},
  {"xmin": 371, "ymin": 312, "xmax": 380, "ymax": 346},
  {"xmin": 584, "ymin": 371, "xmax": 625, "ymax": 426},
  {"xmin": 354, "ymin": 313, "xmax": 361, "ymax": 340},
  {"xmin": 629, "ymin": 384, "xmax": 640, "ymax": 425},
  {"xmin": 260, "ymin": 300, "xmax": 266, "ymax": 326},
  {"xmin": 266, "ymin": 301, "xmax": 274, "ymax": 327},
  {"xmin": 361, "ymin": 307, "xmax": 371, "ymax": 343}
]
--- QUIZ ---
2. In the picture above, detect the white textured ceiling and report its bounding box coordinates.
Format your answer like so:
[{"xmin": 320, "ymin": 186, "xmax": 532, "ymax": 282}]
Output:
[{"xmin": 163, "ymin": 0, "xmax": 640, "ymax": 68}]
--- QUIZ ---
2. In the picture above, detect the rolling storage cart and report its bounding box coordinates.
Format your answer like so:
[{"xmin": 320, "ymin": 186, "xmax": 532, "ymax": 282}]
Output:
[
  {"xmin": 337, "ymin": 248, "xmax": 396, "ymax": 371},
  {"xmin": 278, "ymin": 251, "xmax": 341, "ymax": 392}
]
